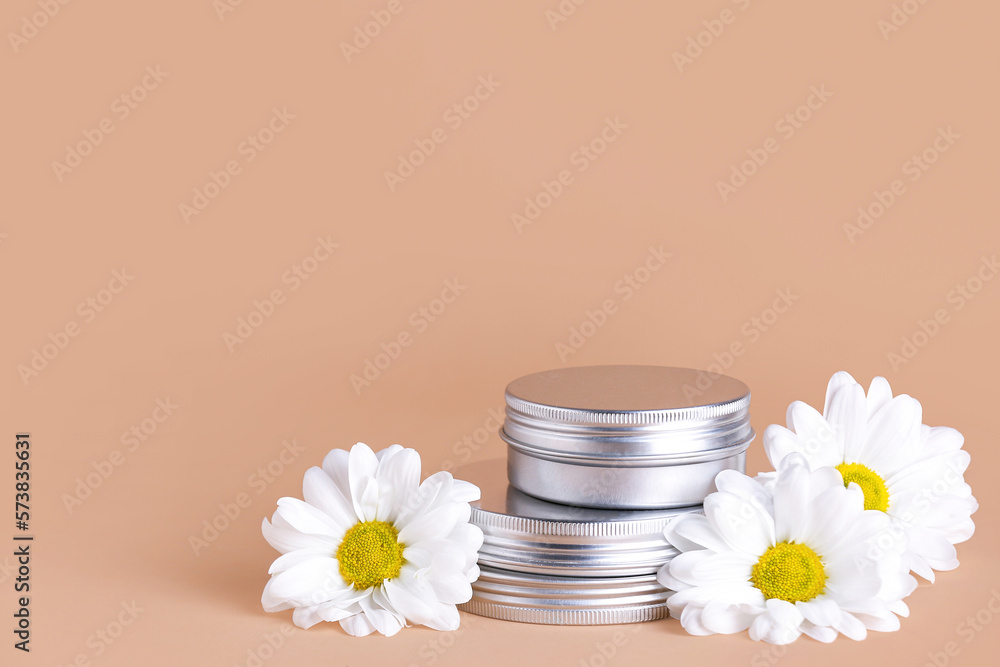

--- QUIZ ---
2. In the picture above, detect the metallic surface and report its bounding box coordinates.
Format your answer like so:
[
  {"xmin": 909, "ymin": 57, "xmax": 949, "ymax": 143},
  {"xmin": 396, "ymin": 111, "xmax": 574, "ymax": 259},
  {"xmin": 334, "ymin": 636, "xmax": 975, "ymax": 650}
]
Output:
[
  {"xmin": 503, "ymin": 365, "xmax": 754, "ymax": 508},
  {"xmin": 458, "ymin": 459, "xmax": 698, "ymax": 577},
  {"xmin": 459, "ymin": 567, "xmax": 671, "ymax": 625}
]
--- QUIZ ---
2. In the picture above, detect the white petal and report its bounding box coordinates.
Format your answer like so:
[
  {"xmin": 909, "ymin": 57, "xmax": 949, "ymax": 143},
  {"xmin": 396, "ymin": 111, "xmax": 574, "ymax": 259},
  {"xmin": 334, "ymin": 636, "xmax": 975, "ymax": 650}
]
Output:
[
  {"xmin": 666, "ymin": 513, "xmax": 731, "ymax": 553},
  {"xmin": 800, "ymin": 484, "xmax": 865, "ymax": 555},
  {"xmin": 661, "ymin": 582, "xmax": 764, "ymax": 610},
  {"xmin": 421, "ymin": 603, "xmax": 461, "ymax": 631},
  {"xmin": 770, "ymin": 461, "xmax": 813, "ymax": 543},
  {"xmin": 763, "ymin": 425, "xmax": 808, "ymax": 470},
  {"xmin": 373, "ymin": 446, "xmax": 421, "ymax": 523},
  {"xmin": 376, "ymin": 444, "xmax": 405, "ymax": 462},
  {"xmin": 833, "ymin": 610, "xmax": 868, "ymax": 641},
  {"xmin": 339, "ymin": 611, "xmax": 377, "ymax": 636},
  {"xmin": 786, "ymin": 402, "xmax": 842, "ymax": 467},
  {"xmin": 677, "ymin": 604, "xmax": 714, "ymax": 635},
  {"xmin": 825, "ymin": 381, "xmax": 867, "ymax": 463},
  {"xmin": 704, "ymin": 489, "xmax": 775, "ymax": 555},
  {"xmin": 450, "ymin": 479, "xmax": 482, "ymax": 503},
  {"xmin": 699, "ymin": 599, "xmax": 757, "ymax": 635},
  {"xmin": 261, "ymin": 517, "xmax": 337, "ymax": 555},
  {"xmin": 748, "ymin": 599, "xmax": 803, "ymax": 644},
  {"xmin": 866, "ymin": 376, "xmax": 894, "ymax": 418},
  {"xmin": 302, "ymin": 467, "xmax": 356, "ymax": 528},
  {"xmin": 360, "ymin": 590, "xmax": 405, "ymax": 636},
  {"xmin": 267, "ymin": 548, "xmax": 336, "ymax": 575},
  {"xmin": 272, "ymin": 497, "xmax": 346, "ymax": 539},
  {"xmin": 800, "ymin": 621, "xmax": 838, "ymax": 643},
  {"xmin": 317, "ymin": 601, "xmax": 361, "ymax": 623},
  {"xmin": 321, "ymin": 448, "xmax": 351, "ymax": 493},
  {"xmin": 921, "ymin": 426, "xmax": 965, "ymax": 455},
  {"xmin": 429, "ymin": 574, "xmax": 473, "ymax": 605},
  {"xmin": 796, "ymin": 598, "xmax": 841, "ymax": 628},
  {"xmin": 264, "ymin": 557, "xmax": 348, "ymax": 606},
  {"xmin": 666, "ymin": 550, "xmax": 756, "ymax": 587},
  {"xmin": 861, "ymin": 396, "xmax": 922, "ymax": 473},
  {"xmin": 907, "ymin": 526, "xmax": 958, "ymax": 563},
  {"xmin": 714, "ymin": 470, "xmax": 774, "ymax": 515},
  {"xmin": 397, "ymin": 502, "xmax": 465, "ymax": 546},
  {"xmin": 823, "ymin": 371, "xmax": 859, "ymax": 417},
  {"xmin": 291, "ymin": 604, "xmax": 324, "ymax": 629},
  {"xmin": 395, "ymin": 472, "xmax": 453, "ymax": 527},
  {"xmin": 348, "ymin": 443, "xmax": 380, "ymax": 521}
]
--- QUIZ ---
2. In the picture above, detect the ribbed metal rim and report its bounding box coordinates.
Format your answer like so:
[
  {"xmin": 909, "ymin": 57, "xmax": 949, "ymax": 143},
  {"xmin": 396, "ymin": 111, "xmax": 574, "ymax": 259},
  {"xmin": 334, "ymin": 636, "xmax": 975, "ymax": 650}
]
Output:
[
  {"xmin": 505, "ymin": 391, "xmax": 751, "ymax": 427},
  {"xmin": 470, "ymin": 504, "xmax": 685, "ymax": 538},
  {"xmin": 501, "ymin": 428, "xmax": 755, "ymax": 466},
  {"xmin": 459, "ymin": 599, "xmax": 669, "ymax": 625}
]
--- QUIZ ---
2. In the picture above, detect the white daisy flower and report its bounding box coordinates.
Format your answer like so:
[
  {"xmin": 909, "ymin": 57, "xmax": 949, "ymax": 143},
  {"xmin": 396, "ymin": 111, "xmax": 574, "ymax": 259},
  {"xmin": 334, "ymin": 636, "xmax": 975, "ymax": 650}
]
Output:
[
  {"xmin": 261, "ymin": 443, "xmax": 484, "ymax": 636},
  {"xmin": 657, "ymin": 456, "xmax": 915, "ymax": 644},
  {"xmin": 762, "ymin": 371, "xmax": 978, "ymax": 581}
]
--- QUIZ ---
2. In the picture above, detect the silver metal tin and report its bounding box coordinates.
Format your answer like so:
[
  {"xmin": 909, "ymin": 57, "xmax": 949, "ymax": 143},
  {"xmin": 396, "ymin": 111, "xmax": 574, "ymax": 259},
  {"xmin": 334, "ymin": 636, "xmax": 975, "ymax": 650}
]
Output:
[
  {"xmin": 503, "ymin": 365, "xmax": 754, "ymax": 509},
  {"xmin": 458, "ymin": 459, "xmax": 696, "ymax": 577},
  {"xmin": 459, "ymin": 567, "xmax": 670, "ymax": 625}
]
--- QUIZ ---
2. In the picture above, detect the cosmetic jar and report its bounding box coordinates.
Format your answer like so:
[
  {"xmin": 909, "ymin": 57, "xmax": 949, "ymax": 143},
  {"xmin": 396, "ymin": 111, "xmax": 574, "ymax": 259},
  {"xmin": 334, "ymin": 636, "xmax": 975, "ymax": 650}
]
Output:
[
  {"xmin": 502, "ymin": 365, "xmax": 754, "ymax": 509},
  {"xmin": 456, "ymin": 458, "xmax": 700, "ymax": 625}
]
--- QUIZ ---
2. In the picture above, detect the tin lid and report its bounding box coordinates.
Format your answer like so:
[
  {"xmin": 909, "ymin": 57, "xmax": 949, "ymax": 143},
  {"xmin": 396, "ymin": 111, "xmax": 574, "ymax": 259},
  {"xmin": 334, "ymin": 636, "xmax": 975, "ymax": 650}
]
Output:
[
  {"xmin": 503, "ymin": 365, "xmax": 753, "ymax": 465},
  {"xmin": 460, "ymin": 566, "xmax": 670, "ymax": 625},
  {"xmin": 457, "ymin": 459, "xmax": 696, "ymax": 577}
]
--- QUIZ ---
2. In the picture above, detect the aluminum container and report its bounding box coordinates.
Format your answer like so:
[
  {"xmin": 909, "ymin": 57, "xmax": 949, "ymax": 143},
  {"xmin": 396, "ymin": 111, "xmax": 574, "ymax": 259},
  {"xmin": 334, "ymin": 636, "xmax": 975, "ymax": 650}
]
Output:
[
  {"xmin": 460, "ymin": 567, "xmax": 670, "ymax": 625},
  {"xmin": 456, "ymin": 458, "xmax": 695, "ymax": 624},
  {"xmin": 458, "ymin": 458, "xmax": 696, "ymax": 577},
  {"xmin": 502, "ymin": 365, "xmax": 754, "ymax": 509}
]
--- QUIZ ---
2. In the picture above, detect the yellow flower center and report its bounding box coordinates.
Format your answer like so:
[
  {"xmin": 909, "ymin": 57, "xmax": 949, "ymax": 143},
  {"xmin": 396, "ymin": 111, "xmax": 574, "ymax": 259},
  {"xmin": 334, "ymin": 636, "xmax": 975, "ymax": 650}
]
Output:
[
  {"xmin": 750, "ymin": 542, "xmax": 827, "ymax": 603},
  {"xmin": 835, "ymin": 462, "xmax": 889, "ymax": 512},
  {"xmin": 336, "ymin": 520, "xmax": 405, "ymax": 590}
]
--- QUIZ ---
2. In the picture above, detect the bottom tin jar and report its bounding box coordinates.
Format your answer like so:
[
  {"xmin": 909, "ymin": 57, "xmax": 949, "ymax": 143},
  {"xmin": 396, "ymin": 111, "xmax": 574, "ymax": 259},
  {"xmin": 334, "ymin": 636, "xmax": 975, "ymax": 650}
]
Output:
[
  {"xmin": 455, "ymin": 458, "xmax": 700, "ymax": 625},
  {"xmin": 461, "ymin": 568, "xmax": 670, "ymax": 625}
]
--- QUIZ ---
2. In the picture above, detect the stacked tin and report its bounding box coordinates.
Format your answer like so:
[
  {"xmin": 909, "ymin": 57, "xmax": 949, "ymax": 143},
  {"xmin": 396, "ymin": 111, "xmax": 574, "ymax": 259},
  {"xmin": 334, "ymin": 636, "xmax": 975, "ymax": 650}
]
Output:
[{"xmin": 457, "ymin": 366, "xmax": 754, "ymax": 625}]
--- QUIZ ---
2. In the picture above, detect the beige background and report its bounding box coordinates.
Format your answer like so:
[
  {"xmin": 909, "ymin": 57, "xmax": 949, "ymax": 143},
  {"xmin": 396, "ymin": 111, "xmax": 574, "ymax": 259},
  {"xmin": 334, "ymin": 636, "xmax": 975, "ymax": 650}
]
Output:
[{"xmin": 2, "ymin": 0, "xmax": 998, "ymax": 665}]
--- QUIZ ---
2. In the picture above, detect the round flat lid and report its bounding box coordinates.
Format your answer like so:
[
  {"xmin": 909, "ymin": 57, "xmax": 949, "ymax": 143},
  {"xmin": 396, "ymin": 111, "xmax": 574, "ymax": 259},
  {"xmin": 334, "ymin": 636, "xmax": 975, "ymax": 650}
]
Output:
[
  {"xmin": 505, "ymin": 365, "xmax": 750, "ymax": 422},
  {"xmin": 502, "ymin": 365, "xmax": 753, "ymax": 460}
]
